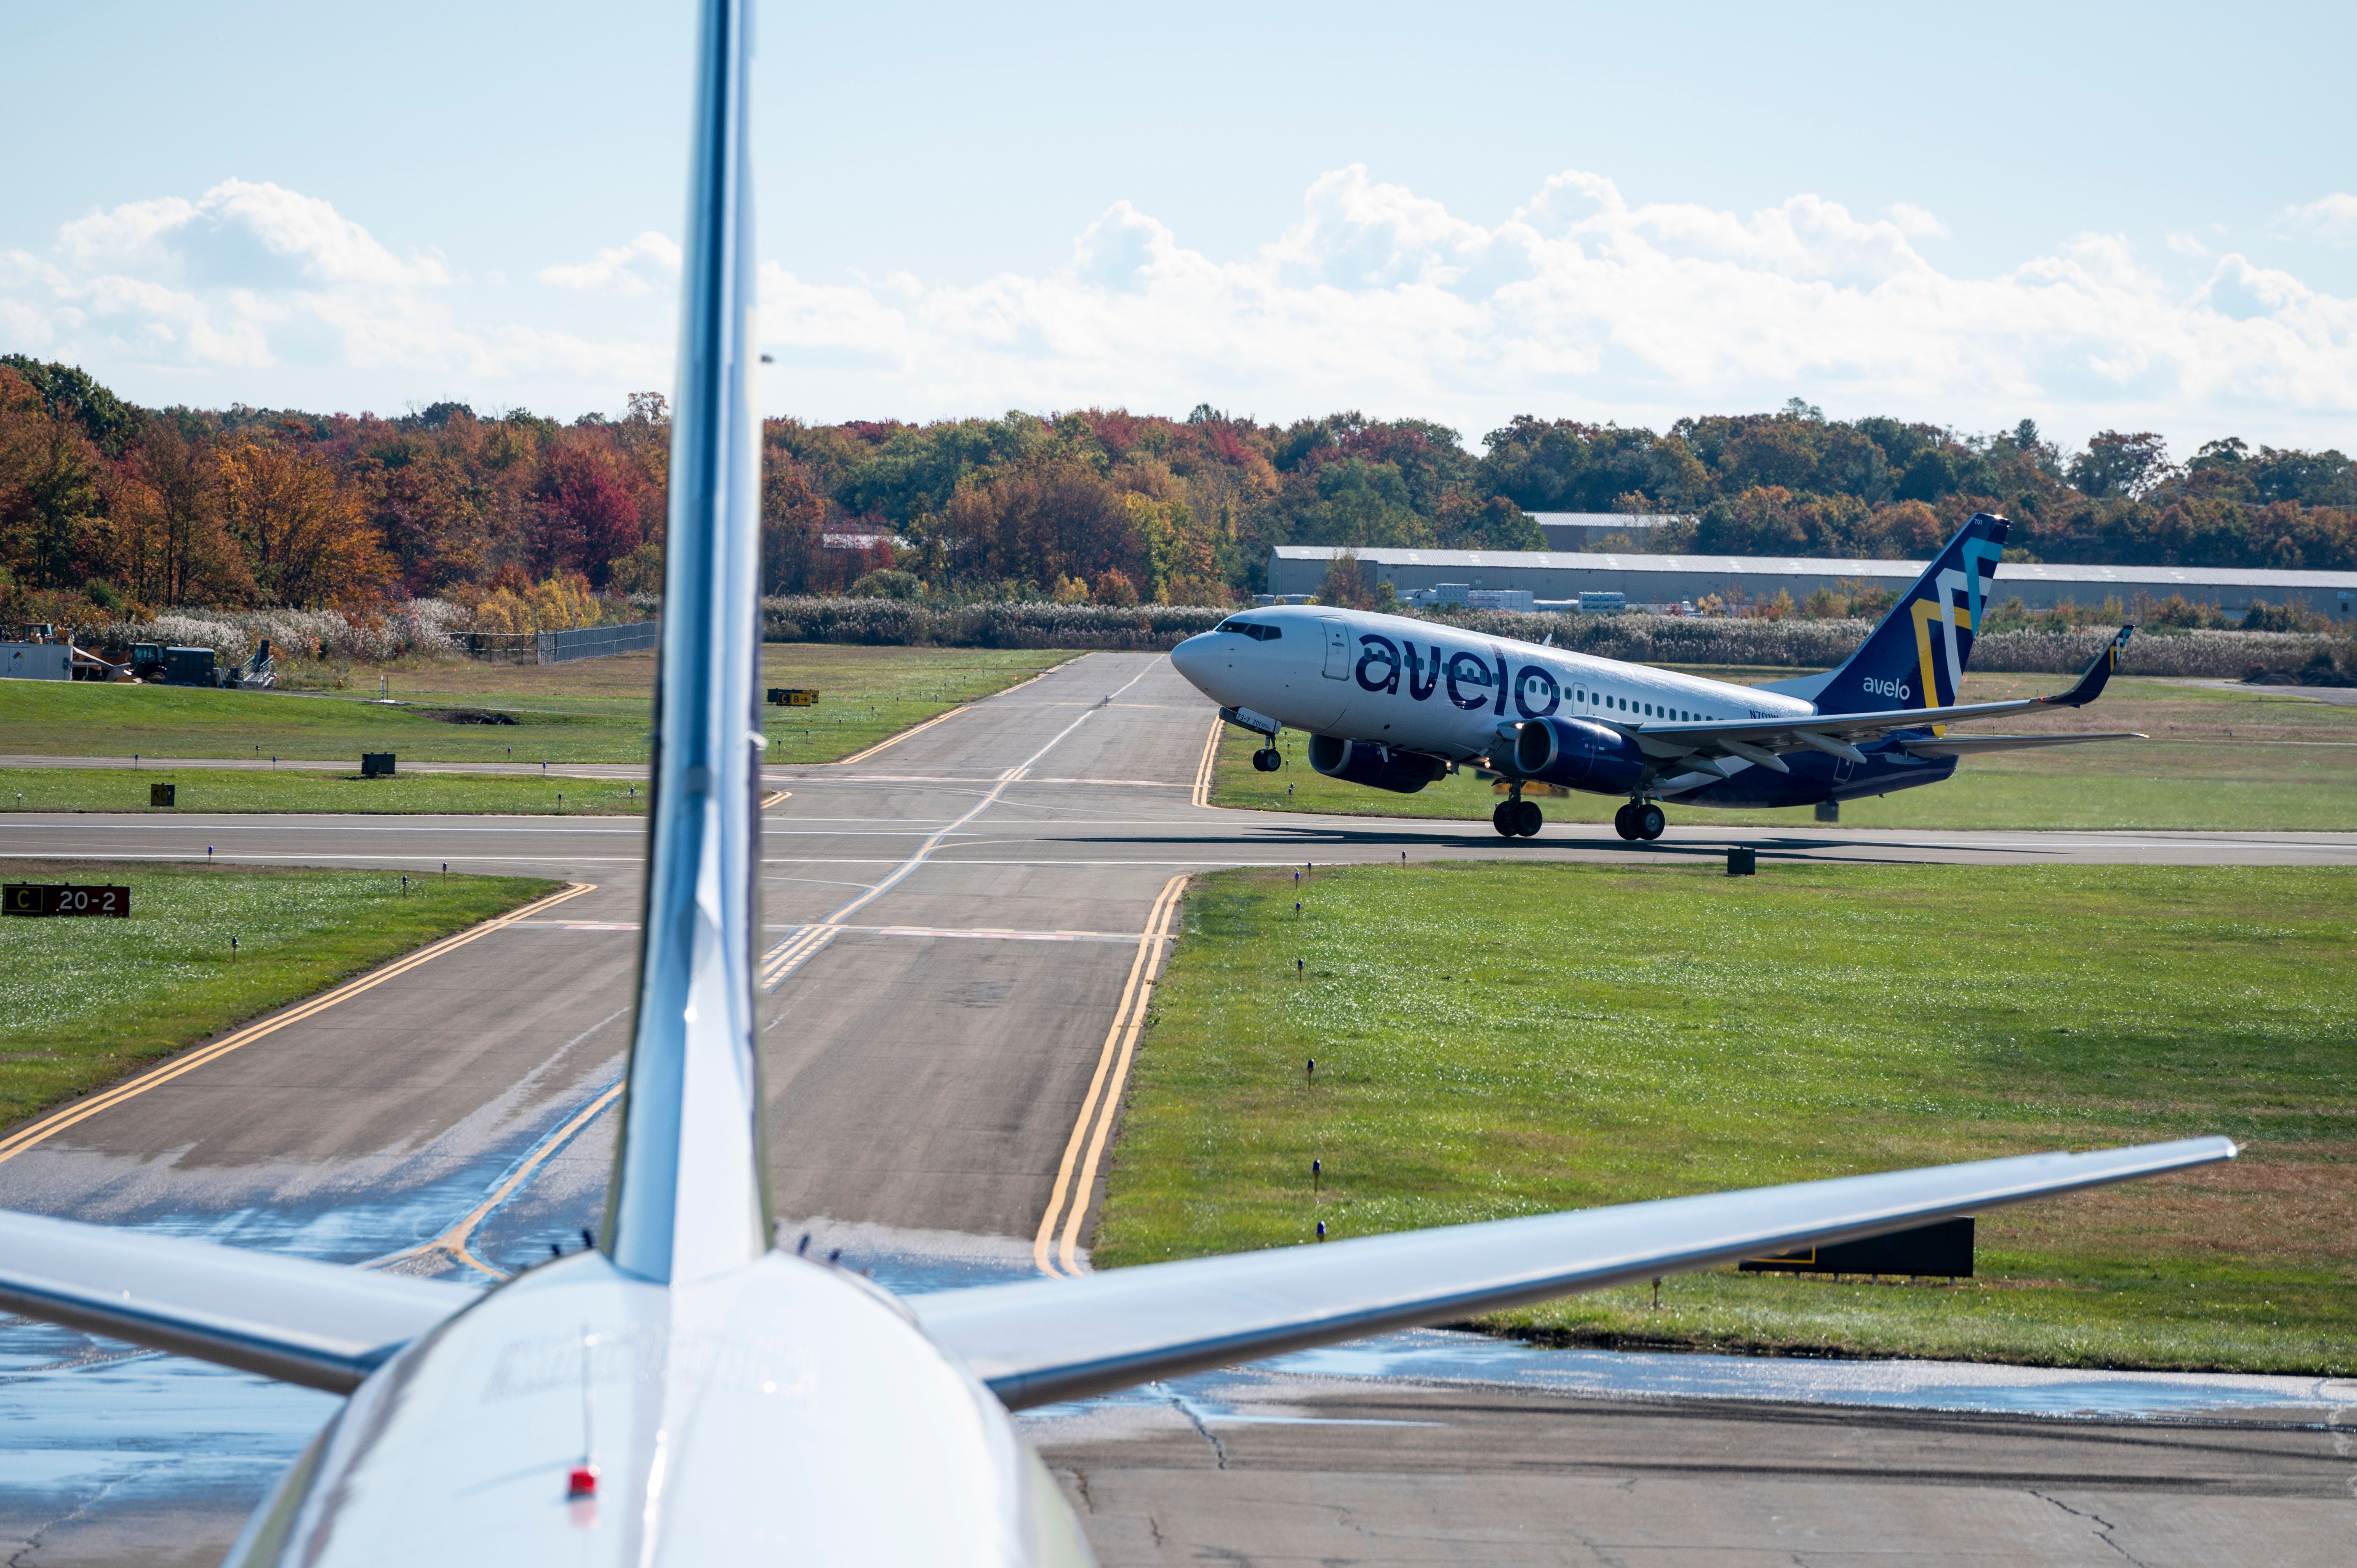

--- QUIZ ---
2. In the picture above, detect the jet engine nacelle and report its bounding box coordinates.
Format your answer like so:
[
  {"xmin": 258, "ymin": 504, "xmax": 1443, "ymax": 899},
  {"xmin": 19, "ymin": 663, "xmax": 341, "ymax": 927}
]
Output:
[
  {"xmin": 1307, "ymin": 735, "xmax": 1447, "ymax": 795},
  {"xmin": 1511, "ymin": 716, "xmax": 1648, "ymax": 795}
]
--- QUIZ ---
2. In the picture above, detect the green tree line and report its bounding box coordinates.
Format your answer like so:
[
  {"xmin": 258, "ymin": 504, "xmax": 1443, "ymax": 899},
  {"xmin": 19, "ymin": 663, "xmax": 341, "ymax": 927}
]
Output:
[{"xmin": 5, "ymin": 360, "xmax": 2352, "ymax": 623}]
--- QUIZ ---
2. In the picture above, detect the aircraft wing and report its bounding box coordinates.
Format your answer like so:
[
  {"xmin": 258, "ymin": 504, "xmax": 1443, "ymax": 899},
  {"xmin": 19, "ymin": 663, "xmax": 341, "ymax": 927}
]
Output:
[
  {"xmin": 1902, "ymin": 732, "xmax": 2146, "ymax": 756},
  {"xmin": 0, "ymin": 1210, "xmax": 477, "ymax": 1393},
  {"xmin": 914, "ymin": 1136, "xmax": 2232, "ymax": 1410},
  {"xmin": 1607, "ymin": 627, "xmax": 2135, "ymax": 768}
]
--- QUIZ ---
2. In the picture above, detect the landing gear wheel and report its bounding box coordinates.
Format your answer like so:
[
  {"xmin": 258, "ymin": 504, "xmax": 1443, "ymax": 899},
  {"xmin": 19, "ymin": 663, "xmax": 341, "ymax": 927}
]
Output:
[
  {"xmin": 1613, "ymin": 803, "xmax": 1640, "ymax": 841},
  {"xmin": 1635, "ymin": 803, "xmax": 1666, "ymax": 840},
  {"xmin": 1252, "ymin": 747, "xmax": 1282, "ymax": 772},
  {"xmin": 1492, "ymin": 801, "xmax": 1519, "ymax": 837},
  {"xmin": 1512, "ymin": 798, "xmax": 1544, "ymax": 837}
]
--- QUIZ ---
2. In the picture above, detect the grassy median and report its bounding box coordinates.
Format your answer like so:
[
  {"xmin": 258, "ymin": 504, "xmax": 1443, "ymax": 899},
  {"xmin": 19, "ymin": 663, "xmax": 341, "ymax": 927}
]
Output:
[
  {"xmin": 0, "ymin": 860, "xmax": 559, "ymax": 1130},
  {"xmin": 1211, "ymin": 674, "xmax": 2357, "ymax": 831},
  {"xmin": 0, "ymin": 645, "xmax": 1070, "ymax": 767},
  {"xmin": 0, "ymin": 767, "xmax": 649, "ymax": 816},
  {"xmin": 1095, "ymin": 862, "xmax": 2357, "ymax": 1374}
]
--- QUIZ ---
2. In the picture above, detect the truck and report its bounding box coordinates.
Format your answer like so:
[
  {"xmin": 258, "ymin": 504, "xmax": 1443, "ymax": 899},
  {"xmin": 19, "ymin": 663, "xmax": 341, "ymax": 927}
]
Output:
[{"xmin": 124, "ymin": 639, "xmax": 275, "ymax": 689}]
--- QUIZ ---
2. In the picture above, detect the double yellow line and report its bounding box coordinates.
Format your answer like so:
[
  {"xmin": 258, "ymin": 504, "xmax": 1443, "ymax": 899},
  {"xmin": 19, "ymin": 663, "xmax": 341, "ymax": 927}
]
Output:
[
  {"xmin": 365, "ymin": 1075, "xmax": 625, "ymax": 1281},
  {"xmin": 0, "ymin": 881, "xmax": 599, "ymax": 1167},
  {"xmin": 756, "ymin": 923, "xmax": 840, "ymax": 990},
  {"xmin": 1032, "ymin": 874, "xmax": 1188, "ymax": 1277},
  {"xmin": 1189, "ymin": 716, "xmax": 1222, "ymax": 808}
]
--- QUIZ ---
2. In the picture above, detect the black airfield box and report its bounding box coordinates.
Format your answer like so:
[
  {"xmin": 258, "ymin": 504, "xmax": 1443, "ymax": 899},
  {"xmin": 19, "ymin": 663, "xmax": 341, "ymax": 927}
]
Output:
[
  {"xmin": 4, "ymin": 884, "xmax": 132, "ymax": 917},
  {"xmin": 361, "ymin": 754, "xmax": 396, "ymax": 777},
  {"xmin": 150, "ymin": 782, "xmax": 176, "ymax": 807},
  {"xmin": 1740, "ymin": 1217, "xmax": 1974, "ymax": 1279},
  {"xmin": 767, "ymin": 688, "xmax": 819, "ymax": 706}
]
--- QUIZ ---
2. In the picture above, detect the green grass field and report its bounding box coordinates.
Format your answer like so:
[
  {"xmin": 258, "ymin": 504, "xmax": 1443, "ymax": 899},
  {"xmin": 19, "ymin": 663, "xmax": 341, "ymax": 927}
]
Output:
[
  {"xmin": 1095, "ymin": 862, "xmax": 2357, "ymax": 1373},
  {"xmin": 0, "ymin": 767, "xmax": 650, "ymax": 816},
  {"xmin": 1211, "ymin": 674, "xmax": 2357, "ymax": 831},
  {"xmin": 0, "ymin": 645, "xmax": 1070, "ymax": 767},
  {"xmin": 0, "ymin": 861, "xmax": 558, "ymax": 1131}
]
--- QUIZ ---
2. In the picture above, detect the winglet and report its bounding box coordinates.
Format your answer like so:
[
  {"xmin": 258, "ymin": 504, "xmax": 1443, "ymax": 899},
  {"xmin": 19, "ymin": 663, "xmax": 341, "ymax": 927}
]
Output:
[
  {"xmin": 2042, "ymin": 625, "xmax": 2133, "ymax": 710},
  {"xmin": 602, "ymin": 0, "xmax": 771, "ymax": 1287}
]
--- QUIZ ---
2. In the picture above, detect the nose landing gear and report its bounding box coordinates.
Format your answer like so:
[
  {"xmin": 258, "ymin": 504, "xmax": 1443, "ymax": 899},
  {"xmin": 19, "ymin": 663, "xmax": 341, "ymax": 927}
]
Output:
[
  {"xmin": 1251, "ymin": 746, "xmax": 1283, "ymax": 772},
  {"xmin": 1613, "ymin": 801, "xmax": 1666, "ymax": 841}
]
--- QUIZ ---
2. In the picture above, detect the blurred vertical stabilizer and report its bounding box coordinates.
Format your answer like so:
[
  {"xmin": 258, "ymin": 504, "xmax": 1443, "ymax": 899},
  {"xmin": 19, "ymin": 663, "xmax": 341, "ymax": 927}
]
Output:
[{"xmin": 603, "ymin": 0, "xmax": 769, "ymax": 1286}]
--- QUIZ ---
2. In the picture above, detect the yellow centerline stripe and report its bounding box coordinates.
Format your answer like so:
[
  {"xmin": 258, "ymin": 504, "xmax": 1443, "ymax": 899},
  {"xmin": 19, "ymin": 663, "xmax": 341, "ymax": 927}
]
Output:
[
  {"xmin": 760, "ymin": 789, "xmax": 790, "ymax": 809},
  {"xmin": 1030, "ymin": 874, "xmax": 1187, "ymax": 1277},
  {"xmin": 1190, "ymin": 715, "xmax": 1221, "ymax": 808},
  {"xmin": 833, "ymin": 705, "xmax": 970, "ymax": 766},
  {"xmin": 1058, "ymin": 878, "xmax": 1185, "ymax": 1275},
  {"xmin": 0, "ymin": 880, "xmax": 599, "ymax": 1165},
  {"xmin": 758, "ymin": 924, "xmax": 839, "ymax": 988},
  {"xmin": 365, "ymin": 1078, "xmax": 626, "ymax": 1281}
]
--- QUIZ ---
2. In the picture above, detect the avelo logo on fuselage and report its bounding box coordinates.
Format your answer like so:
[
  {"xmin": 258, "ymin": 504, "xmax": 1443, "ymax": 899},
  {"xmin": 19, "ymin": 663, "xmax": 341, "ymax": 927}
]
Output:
[{"xmin": 1353, "ymin": 634, "xmax": 1561, "ymax": 719}]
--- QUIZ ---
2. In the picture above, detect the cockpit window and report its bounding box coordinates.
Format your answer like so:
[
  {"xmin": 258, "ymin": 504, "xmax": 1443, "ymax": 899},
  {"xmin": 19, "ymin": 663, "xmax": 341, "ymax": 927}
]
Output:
[{"xmin": 1215, "ymin": 619, "xmax": 1282, "ymax": 641}]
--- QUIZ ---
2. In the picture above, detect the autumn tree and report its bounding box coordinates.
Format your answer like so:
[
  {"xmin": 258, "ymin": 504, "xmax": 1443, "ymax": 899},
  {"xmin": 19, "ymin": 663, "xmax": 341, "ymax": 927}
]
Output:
[
  {"xmin": 0, "ymin": 374, "xmax": 105, "ymax": 590},
  {"xmin": 2066, "ymin": 431, "xmax": 2173, "ymax": 500},
  {"xmin": 529, "ymin": 437, "xmax": 645, "ymax": 586},
  {"xmin": 216, "ymin": 441, "xmax": 389, "ymax": 607},
  {"xmin": 111, "ymin": 423, "xmax": 253, "ymax": 606}
]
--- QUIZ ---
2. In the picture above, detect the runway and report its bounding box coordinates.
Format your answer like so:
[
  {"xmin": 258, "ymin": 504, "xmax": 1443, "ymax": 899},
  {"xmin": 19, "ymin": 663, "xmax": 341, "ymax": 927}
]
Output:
[{"xmin": 2, "ymin": 650, "xmax": 2350, "ymax": 1564}]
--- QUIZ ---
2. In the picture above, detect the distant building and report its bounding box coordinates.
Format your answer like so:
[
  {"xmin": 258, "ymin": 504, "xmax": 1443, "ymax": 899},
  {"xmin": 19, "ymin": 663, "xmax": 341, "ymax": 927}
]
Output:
[
  {"xmin": 1529, "ymin": 513, "xmax": 1690, "ymax": 551},
  {"xmin": 1267, "ymin": 546, "xmax": 2357, "ymax": 620}
]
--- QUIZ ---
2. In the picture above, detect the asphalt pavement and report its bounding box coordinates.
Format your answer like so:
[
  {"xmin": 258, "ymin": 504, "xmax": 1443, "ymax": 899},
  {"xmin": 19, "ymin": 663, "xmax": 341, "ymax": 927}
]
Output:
[{"xmin": 2, "ymin": 650, "xmax": 2351, "ymax": 1564}]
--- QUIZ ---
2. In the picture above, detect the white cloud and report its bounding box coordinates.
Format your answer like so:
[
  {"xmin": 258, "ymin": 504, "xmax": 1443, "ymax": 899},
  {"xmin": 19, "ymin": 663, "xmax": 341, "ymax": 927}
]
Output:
[
  {"xmin": 1887, "ymin": 203, "xmax": 1949, "ymax": 241},
  {"xmin": 744, "ymin": 165, "xmax": 2357, "ymax": 448},
  {"xmin": 0, "ymin": 180, "xmax": 647, "ymax": 396},
  {"xmin": 537, "ymin": 231, "xmax": 681, "ymax": 296},
  {"xmin": 2276, "ymin": 193, "xmax": 2357, "ymax": 247},
  {"xmin": 6, "ymin": 168, "xmax": 2357, "ymax": 449}
]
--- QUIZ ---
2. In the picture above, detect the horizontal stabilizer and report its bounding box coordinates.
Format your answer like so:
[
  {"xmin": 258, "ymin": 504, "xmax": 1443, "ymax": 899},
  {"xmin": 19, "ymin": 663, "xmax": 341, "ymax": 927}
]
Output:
[
  {"xmin": 915, "ymin": 1137, "xmax": 2233, "ymax": 1409},
  {"xmin": 1601, "ymin": 627, "xmax": 2138, "ymax": 766},
  {"xmin": 2045, "ymin": 625, "xmax": 2134, "ymax": 709},
  {"xmin": 0, "ymin": 1210, "xmax": 477, "ymax": 1393}
]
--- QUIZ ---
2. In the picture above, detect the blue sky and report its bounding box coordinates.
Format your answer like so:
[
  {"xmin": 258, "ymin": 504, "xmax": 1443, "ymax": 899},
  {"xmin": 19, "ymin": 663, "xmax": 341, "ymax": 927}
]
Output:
[{"xmin": 5, "ymin": 1, "xmax": 2353, "ymax": 457}]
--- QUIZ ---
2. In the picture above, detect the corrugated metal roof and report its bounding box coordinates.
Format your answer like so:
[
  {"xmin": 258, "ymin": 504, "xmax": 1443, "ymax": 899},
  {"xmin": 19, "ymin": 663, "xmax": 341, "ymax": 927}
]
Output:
[
  {"xmin": 1525, "ymin": 512, "xmax": 1688, "ymax": 526},
  {"xmin": 1269, "ymin": 546, "xmax": 2357, "ymax": 590}
]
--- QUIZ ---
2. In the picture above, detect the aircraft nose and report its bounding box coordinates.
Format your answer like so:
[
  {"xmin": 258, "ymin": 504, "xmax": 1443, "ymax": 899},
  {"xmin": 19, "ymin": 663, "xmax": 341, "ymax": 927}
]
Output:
[
  {"xmin": 1169, "ymin": 632, "xmax": 1215, "ymax": 688},
  {"xmin": 1164, "ymin": 632, "xmax": 1225, "ymax": 698}
]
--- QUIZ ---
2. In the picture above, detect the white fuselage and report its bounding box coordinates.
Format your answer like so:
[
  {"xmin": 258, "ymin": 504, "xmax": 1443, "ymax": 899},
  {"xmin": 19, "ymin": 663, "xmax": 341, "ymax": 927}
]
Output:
[
  {"xmin": 228, "ymin": 1250, "xmax": 1095, "ymax": 1566},
  {"xmin": 1169, "ymin": 604, "xmax": 1816, "ymax": 765}
]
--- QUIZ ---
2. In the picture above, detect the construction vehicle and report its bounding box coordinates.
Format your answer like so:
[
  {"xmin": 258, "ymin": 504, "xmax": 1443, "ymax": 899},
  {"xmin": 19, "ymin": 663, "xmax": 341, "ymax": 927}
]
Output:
[{"xmin": 121, "ymin": 637, "xmax": 275, "ymax": 688}]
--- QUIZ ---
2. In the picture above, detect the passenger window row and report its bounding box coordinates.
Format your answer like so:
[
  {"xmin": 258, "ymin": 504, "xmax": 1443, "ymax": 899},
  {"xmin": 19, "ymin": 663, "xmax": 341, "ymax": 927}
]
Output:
[{"xmin": 1573, "ymin": 688, "xmax": 1717, "ymax": 723}]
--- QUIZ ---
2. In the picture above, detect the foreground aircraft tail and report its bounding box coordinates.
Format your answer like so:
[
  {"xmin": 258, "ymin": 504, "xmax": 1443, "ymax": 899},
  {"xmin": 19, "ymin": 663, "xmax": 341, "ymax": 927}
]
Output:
[
  {"xmin": 601, "ymin": 0, "xmax": 770, "ymax": 1288},
  {"xmin": 1792, "ymin": 512, "xmax": 2009, "ymax": 715}
]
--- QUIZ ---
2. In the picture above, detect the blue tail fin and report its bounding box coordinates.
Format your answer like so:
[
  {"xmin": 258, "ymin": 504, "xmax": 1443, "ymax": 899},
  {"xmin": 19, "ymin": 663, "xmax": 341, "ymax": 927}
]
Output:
[{"xmin": 1807, "ymin": 513, "xmax": 2008, "ymax": 715}]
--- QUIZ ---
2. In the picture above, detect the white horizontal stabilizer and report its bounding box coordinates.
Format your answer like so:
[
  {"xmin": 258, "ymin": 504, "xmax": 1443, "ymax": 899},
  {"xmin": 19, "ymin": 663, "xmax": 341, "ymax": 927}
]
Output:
[
  {"xmin": 915, "ymin": 1137, "xmax": 2233, "ymax": 1409},
  {"xmin": 0, "ymin": 1210, "xmax": 475, "ymax": 1392}
]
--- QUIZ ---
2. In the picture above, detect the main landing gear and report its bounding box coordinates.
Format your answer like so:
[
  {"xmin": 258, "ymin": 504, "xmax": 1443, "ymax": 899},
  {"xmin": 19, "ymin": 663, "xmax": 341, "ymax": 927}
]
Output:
[
  {"xmin": 1614, "ymin": 800, "xmax": 1665, "ymax": 841},
  {"xmin": 1251, "ymin": 745, "xmax": 1283, "ymax": 772},
  {"xmin": 1491, "ymin": 785, "xmax": 1543, "ymax": 838}
]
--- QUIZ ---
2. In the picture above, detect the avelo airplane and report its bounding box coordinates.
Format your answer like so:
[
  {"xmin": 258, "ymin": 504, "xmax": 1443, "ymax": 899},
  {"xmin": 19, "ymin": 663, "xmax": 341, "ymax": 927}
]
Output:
[
  {"xmin": 0, "ymin": 4, "xmax": 2231, "ymax": 1563},
  {"xmin": 1170, "ymin": 519, "xmax": 2141, "ymax": 839}
]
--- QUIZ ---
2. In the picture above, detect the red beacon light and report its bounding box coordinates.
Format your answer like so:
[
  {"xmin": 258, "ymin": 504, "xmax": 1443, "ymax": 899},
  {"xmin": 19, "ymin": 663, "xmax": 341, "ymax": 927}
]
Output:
[{"xmin": 567, "ymin": 1464, "xmax": 599, "ymax": 1499}]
